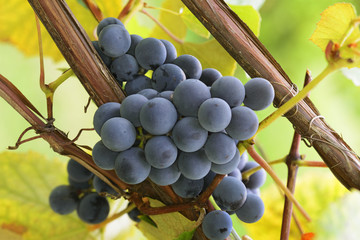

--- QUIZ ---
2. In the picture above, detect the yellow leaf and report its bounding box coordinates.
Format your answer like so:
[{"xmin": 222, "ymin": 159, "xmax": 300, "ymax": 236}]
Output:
[
  {"xmin": 0, "ymin": 0, "xmax": 122, "ymax": 61},
  {"xmin": 310, "ymin": 3, "xmax": 359, "ymax": 50},
  {"xmin": 229, "ymin": 5, "xmax": 261, "ymax": 37},
  {"xmin": 137, "ymin": 199, "xmax": 197, "ymax": 240},
  {"xmin": 180, "ymin": 8, "xmax": 211, "ymax": 39}
]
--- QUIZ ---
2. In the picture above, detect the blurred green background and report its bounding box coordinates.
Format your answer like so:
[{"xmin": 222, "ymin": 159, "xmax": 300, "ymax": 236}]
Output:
[{"xmin": 1, "ymin": 0, "xmax": 360, "ymax": 239}]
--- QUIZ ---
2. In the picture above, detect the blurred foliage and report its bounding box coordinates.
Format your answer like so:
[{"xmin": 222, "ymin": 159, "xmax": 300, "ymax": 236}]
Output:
[{"xmin": 0, "ymin": 0, "xmax": 360, "ymax": 239}]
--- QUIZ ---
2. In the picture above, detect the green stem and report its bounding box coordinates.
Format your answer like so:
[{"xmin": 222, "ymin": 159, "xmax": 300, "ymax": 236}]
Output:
[
  {"xmin": 241, "ymin": 157, "xmax": 286, "ymax": 180},
  {"xmin": 257, "ymin": 64, "xmax": 336, "ymax": 134},
  {"xmin": 47, "ymin": 68, "xmax": 74, "ymax": 94}
]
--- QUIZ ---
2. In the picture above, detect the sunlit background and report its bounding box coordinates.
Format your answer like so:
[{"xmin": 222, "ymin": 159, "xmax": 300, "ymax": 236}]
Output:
[{"xmin": 1, "ymin": 0, "xmax": 360, "ymax": 239}]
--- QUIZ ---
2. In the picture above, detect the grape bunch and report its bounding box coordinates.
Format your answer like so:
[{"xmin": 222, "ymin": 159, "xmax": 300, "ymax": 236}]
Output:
[
  {"xmin": 55, "ymin": 17, "xmax": 275, "ymax": 238},
  {"xmin": 49, "ymin": 158, "xmax": 117, "ymax": 224}
]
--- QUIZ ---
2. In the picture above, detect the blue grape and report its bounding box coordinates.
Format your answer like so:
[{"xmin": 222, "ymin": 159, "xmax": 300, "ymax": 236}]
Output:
[
  {"xmin": 171, "ymin": 175, "xmax": 204, "ymax": 198},
  {"xmin": 161, "ymin": 39, "xmax": 177, "ymax": 63},
  {"xmin": 172, "ymin": 54, "xmax": 202, "ymax": 79},
  {"xmin": 148, "ymin": 162, "xmax": 181, "ymax": 186},
  {"xmin": 114, "ymin": 147, "xmax": 151, "ymax": 184},
  {"xmin": 93, "ymin": 102, "xmax": 121, "ymax": 135},
  {"xmin": 226, "ymin": 106, "xmax": 259, "ymax": 141},
  {"xmin": 77, "ymin": 193, "xmax": 110, "ymax": 224},
  {"xmin": 144, "ymin": 136, "xmax": 178, "ymax": 168},
  {"xmin": 124, "ymin": 75, "xmax": 152, "ymax": 95},
  {"xmin": 204, "ymin": 132, "xmax": 236, "ymax": 164},
  {"xmin": 210, "ymin": 76, "xmax": 245, "ymax": 107},
  {"xmin": 93, "ymin": 175, "xmax": 118, "ymax": 196},
  {"xmin": 98, "ymin": 24, "xmax": 131, "ymax": 58},
  {"xmin": 198, "ymin": 98, "xmax": 231, "ymax": 132},
  {"xmin": 228, "ymin": 168, "xmax": 242, "ymax": 180},
  {"xmin": 199, "ymin": 68, "xmax": 222, "ymax": 86},
  {"xmin": 139, "ymin": 97, "xmax": 178, "ymax": 135},
  {"xmin": 137, "ymin": 88, "xmax": 159, "ymax": 99},
  {"xmin": 128, "ymin": 204, "xmax": 142, "ymax": 222},
  {"xmin": 202, "ymin": 210, "xmax": 232, "ymax": 240},
  {"xmin": 100, "ymin": 117, "xmax": 136, "ymax": 152},
  {"xmin": 120, "ymin": 94, "xmax": 148, "ymax": 127},
  {"xmin": 135, "ymin": 38, "xmax": 167, "ymax": 70},
  {"xmin": 110, "ymin": 54, "xmax": 139, "ymax": 82},
  {"xmin": 203, "ymin": 170, "xmax": 217, "ymax": 191},
  {"xmin": 67, "ymin": 158, "xmax": 93, "ymax": 182},
  {"xmin": 97, "ymin": 17, "xmax": 124, "ymax": 37},
  {"xmin": 172, "ymin": 79, "xmax": 210, "ymax": 117},
  {"xmin": 157, "ymin": 90, "xmax": 173, "ymax": 101},
  {"xmin": 212, "ymin": 176, "xmax": 247, "ymax": 211},
  {"xmin": 92, "ymin": 140, "xmax": 118, "ymax": 170},
  {"xmin": 92, "ymin": 41, "xmax": 112, "ymax": 67},
  {"xmin": 237, "ymin": 151, "xmax": 249, "ymax": 171},
  {"xmin": 211, "ymin": 148, "xmax": 241, "ymax": 174},
  {"xmin": 49, "ymin": 185, "xmax": 78, "ymax": 215},
  {"xmin": 171, "ymin": 117, "xmax": 208, "ymax": 152},
  {"xmin": 241, "ymin": 161, "xmax": 266, "ymax": 189},
  {"xmin": 177, "ymin": 150, "xmax": 211, "ymax": 180},
  {"xmin": 151, "ymin": 63, "xmax": 186, "ymax": 91},
  {"xmin": 127, "ymin": 34, "xmax": 143, "ymax": 56},
  {"xmin": 68, "ymin": 177, "xmax": 91, "ymax": 190},
  {"xmin": 235, "ymin": 193, "xmax": 264, "ymax": 223},
  {"xmin": 244, "ymin": 77, "xmax": 275, "ymax": 110}
]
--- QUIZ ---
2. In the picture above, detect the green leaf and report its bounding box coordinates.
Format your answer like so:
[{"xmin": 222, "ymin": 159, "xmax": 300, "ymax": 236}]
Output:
[
  {"xmin": 0, "ymin": 151, "xmax": 94, "ymax": 240},
  {"xmin": 137, "ymin": 199, "xmax": 198, "ymax": 240},
  {"xmin": 180, "ymin": 8, "xmax": 211, "ymax": 39},
  {"xmin": 229, "ymin": 5, "xmax": 261, "ymax": 37}
]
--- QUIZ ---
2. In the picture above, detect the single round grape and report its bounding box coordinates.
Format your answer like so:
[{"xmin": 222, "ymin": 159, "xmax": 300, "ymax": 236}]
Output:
[
  {"xmin": 144, "ymin": 136, "xmax": 178, "ymax": 168},
  {"xmin": 127, "ymin": 34, "xmax": 143, "ymax": 56},
  {"xmin": 92, "ymin": 141, "xmax": 118, "ymax": 170},
  {"xmin": 49, "ymin": 185, "xmax": 78, "ymax": 215},
  {"xmin": 204, "ymin": 132, "xmax": 236, "ymax": 164},
  {"xmin": 161, "ymin": 39, "xmax": 177, "ymax": 63},
  {"xmin": 235, "ymin": 193, "xmax": 265, "ymax": 223},
  {"xmin": 241, "ymin": 161, "xmax": 266, "ymax": 189},
  {"xmin": 98, "ymin": 24, "xmax": 131, "ymax": 58},
  {"xmin": 148, "ymin": 162, "xmax": 181, "ymax": 186},
  {"xmin": 68, "ymin": 177, "xmax": 91, "ymax": 190},
  {"xmin": 135, "ymin": 38, "xmax": 167, "ymax": 70},
  {"xmin": 92, "ymin": 41, "xmax": 112, "ymax": 67},
  {"xmin": 226, "ymin": 106, "xmax": 259, "ymax": 141},
  {"xmin": 151, "ymin": 63, "xmax": 186, "ymax": 91},
  {"xmin": 157, "ymin": 90, "xmax": 174, "ymax": 101},
  {"xmin": 210, "ymin": 76, "xmax": 245, "ymax": 107},
  {"xmin": 137, "ymin": 88, "xmax": 159, "ymax": 99},
  {"xmin": 199, "ymin": 68, "xmax": 222, "ymax": 86},
  {"xmin": 77, "ymin": 193, "xmax": 110, "ymax": 224},
  {"xmin": 172, "ymin": 79, "xmax": 210, "ymax": 117},
  {"xmin": 97, "ymin": 17, "xmax": 124, "ymax": 37},
  {"xmin": 100, "ymin": 117, "xmax": 136, "ymax": 152},
  {"xmin": 202, "ymin": 210, "xmax": 232, "ymax": 240},
  {"xmin": 198, "ymin": 98, "xmax": 232, "ymax": 132},
  {"xmin": 244, "ymin": 77, "xmax": 275, "ymax": 110},
  {"xmin": 213, "ymin": 176, "xmax": 247, "ymax": 211},
  {"xmin": 171, "ymin": 117, "xmax": 208, "ymax": 152},
  {"xmin": 211, "ymin": 148, "xmax": 241, "ymax": 175},
  {"xmin": 177, "ymin": 150, "xmax": 211, "ymax": 180},
  {"xmin": 124, "ymin": 75, "xmax": 152, "ymax": 95},
  {"xmin": 120, "ymin": 94, "xmax": 148, "ymax": 127},
  {"xmin": 93, "ymin": 102, "xmax": 121, "ymax": 135},
  {"xmin": 93, "ymin": 175, "xmax": 118, "ymax": 196},
  {"xmin": 67, "ymin": 158, "xmax": 94, "ymax": 182},
  {"xmin": 110, "ymin": 54, "xmax": 139, "ymax": 82},
  {"xmin": 140, "ymin": 97, "xmax": 178, "ymax": 135},
  {"xmin": 172, "ymin": 54, "xmax": 202, "ymax": 79},
  {"xmin": 171, "ymin": 175, "xmax": 204, "ymax": 198},
  {"xmin": 114, "ymin": 147, "xmax": 151, "ymax": 185}
]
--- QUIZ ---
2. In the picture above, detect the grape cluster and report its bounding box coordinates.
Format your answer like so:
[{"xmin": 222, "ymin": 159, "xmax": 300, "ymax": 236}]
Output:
[
  {"xmin": 59, "ymin": 17, "xmax": 275, "ymax": 238},
  {"xmin": 49, "ymin": 158, "xmax": 116, "ymax": 224}
]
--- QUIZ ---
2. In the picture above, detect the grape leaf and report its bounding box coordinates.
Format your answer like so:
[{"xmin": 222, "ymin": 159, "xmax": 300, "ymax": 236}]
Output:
[
  {"xmin": 180, "ymin": 7, "xmax": 211, "ymax": 39},
  {"xmin": 225, "ymin": 0, "xmax": 266, "ymax": 10},
  {"xmin": 0, "ymin": 0, "xmax": 121, "ymax": 61},
  {"xmin": 0, "ymin": 151, "xmax": 94, "ymax": 240},
  {"xmin": 137, "ymin": 199, "xmax": 198, "ymax": 240},
  {"xmin": 229, "ymin": 5, "xmax": 261, "ymax": 37}
]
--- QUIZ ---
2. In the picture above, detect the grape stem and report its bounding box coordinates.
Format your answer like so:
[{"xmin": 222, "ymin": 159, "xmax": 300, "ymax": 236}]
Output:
[
  {"xmin": 81, "ymin": 0, "xmax": 103, "ymax": 22},
  {"xmin": 256, "ymin": 63, "xmax": 337, "ymax": 135},
  {"xmin": 247, "ymin": 145, "xmax": 311, "ymax": 221},
  {"xmin": 241, "ymin": 157, "xmax": 286, "ymax": 180}
]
